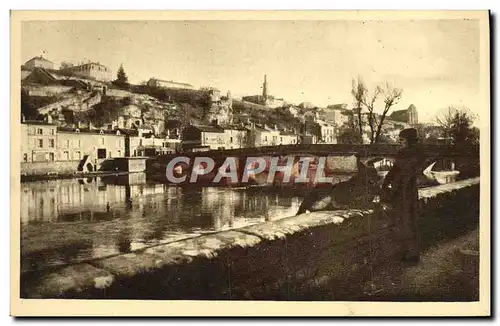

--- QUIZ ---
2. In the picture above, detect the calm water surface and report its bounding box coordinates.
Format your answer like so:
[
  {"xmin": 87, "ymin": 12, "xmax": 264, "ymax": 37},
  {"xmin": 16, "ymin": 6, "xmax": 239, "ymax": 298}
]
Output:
[{"xmin": 21, "ymin": 173, "xmax": 310, "ymax": 273}]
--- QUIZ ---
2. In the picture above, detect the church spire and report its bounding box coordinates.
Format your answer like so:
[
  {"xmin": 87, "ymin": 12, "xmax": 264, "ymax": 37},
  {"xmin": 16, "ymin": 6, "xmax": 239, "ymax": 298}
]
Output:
[{"xmin": 262, "ymin": 74, "xmax": 268, "ymax": 100}]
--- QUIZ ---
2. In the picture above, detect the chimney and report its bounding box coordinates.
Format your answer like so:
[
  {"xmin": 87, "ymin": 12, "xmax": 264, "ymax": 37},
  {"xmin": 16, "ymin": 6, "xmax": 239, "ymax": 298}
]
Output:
[
  {"xmin": 211, "ymin": 119, "xmax": 218, "ymax": 126},
  {"xmin": 45, "ymin": 115, "xmax": 53, "ymax": 124},
  {"xmin": 77, "ymin": 121, "xmax": 83, "ymax": 129},
  {"xmin": 21, "ymin": 114, "xmax": 25, "ymax": 123},
  {"xmin": 89, "ymin": 121, "xmax": 94, "ymax": 130},
  {"xmin": 274, "ymin": 124, "xmax": 278, "ymax": 131}
]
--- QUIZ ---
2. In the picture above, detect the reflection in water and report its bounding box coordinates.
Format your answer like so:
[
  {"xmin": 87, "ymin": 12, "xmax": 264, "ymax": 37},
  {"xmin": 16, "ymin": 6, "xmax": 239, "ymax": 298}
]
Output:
[{"xmin": 20, "ymin": 173, "xmax": 303, "ymax": 272}]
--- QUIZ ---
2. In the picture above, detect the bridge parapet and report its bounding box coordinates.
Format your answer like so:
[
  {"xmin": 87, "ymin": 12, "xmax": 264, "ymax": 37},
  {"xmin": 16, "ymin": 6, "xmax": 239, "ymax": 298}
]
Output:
[{"xmin": 21, "ymin": 178, "xmax": 480, "ymax": 299}]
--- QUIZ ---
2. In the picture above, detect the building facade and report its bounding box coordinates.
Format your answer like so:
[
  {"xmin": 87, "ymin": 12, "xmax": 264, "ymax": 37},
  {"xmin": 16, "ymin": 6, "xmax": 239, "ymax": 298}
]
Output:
[
  {"xmin": 322, "ymin": 108, "xmax": 350, "ymax": 127},
  {"xmin": 21, "ymin": 121, "xmax": 127, "ymax": 163},
  {"xmin": 23, "ymin": 56, "xmax": 55, "ymax": 70},
  {"xmin": 56, "ymin": 128, "xmax": 126, "ymax": 161},
  {"xmin": 249, "ymin": 124, "xmax": 281, "ymax": 147},
  {"xmin": 220, "ymin": 125, "xmax": 249, "ymax": 149},
  {"xmin": 182, "ymin": 125, "xmax": 226, "ymax": 150},
  {"xmin": 317, "ymin": 120, "xmax": 337, "ymax": 144},
  {"xmin": 146, "ymin": 78, "xmax": 194, "ymax": 90},
  {"xmin": 390, "ymin": 104, "xmax": 419, "ymax": 125},
  {"xmin": 59, "ymin": 62, "xmax": 112, "ymax": 82},
  {"xmin": 279, "ymin": 131, "xmax": 299, "ymax": 145},
  {"xmin": 21, "ymin": 120, "xmax": 58, "ymax": 162}
]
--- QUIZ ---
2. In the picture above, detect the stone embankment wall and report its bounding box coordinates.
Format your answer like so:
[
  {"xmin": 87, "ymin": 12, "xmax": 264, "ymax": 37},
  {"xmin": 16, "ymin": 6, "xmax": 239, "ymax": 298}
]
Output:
[
  {"xmin": 21, "ymin": 158, "xmax": 116, "ymax": 176},
  {"xmin": 20, "ymin": 178, "xmax": 480, "ymax": 299},
  {"xmin": 21, "ymin": 161, "xmax": 81, "ymax": 176}
]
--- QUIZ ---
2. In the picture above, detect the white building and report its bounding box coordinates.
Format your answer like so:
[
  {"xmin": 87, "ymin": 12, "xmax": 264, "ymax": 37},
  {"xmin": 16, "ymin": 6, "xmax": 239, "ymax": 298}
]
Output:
[{"xmin": 147, "ymin": 78, "xmax": 194, "ymax": 90}]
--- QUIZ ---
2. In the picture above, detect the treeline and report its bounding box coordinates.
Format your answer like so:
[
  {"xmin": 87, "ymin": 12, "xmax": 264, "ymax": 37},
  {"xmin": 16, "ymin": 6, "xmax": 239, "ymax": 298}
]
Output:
[{"xmin": 21, "ymin": 90, "xmax": 59, "ymax": 120}]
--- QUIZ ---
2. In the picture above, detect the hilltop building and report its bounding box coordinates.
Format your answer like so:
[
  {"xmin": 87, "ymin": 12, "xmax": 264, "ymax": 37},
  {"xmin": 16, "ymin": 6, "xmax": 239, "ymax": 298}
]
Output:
[
  {"xmin": 242, "ymin": 75, "xmax": 285, "ymax": 108},
  {"xmin": 146, "ymin": 78, "xmax": 194, "ymax": 90},
  {"xmin": 390, "ymin": 104, "xmax": 419, "ymax": 125},
  {"xmin": 59, "ymin": 62, "xmax": 112, "ymax": 82},
  {"xmin": 23, "ymin": 56, "xmax": 55, "ymax": 70}
]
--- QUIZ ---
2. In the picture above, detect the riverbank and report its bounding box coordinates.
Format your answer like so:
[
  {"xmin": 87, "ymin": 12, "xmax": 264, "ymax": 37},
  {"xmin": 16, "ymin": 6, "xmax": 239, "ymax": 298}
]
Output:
[
  {"xmin": 20, "ymin": 177, "xmax": 480, "ymax": 299},
  {"xmin": 20, "ymin": 171, "xmax": 131, "ymax": 183}
]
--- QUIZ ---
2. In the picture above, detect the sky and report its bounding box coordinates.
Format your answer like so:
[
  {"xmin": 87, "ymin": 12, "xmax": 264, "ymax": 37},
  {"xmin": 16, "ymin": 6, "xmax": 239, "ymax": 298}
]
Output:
[{"xmin": 21, "ymin": 19, "xmax": 481, "ymax": 123}]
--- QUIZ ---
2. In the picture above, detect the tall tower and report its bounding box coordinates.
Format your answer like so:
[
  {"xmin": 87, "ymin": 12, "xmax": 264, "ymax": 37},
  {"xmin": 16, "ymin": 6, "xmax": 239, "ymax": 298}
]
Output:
[
  {"xmin": 407, "ymin": 104, "xmax": 418, "ymax": 125},
  {"xmin": 262, "ymin": 74, "xmax": 268, "ymax": 100}
]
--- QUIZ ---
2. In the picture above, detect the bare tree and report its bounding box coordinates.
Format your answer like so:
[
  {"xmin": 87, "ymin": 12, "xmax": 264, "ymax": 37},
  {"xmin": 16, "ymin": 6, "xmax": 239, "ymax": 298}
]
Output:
[
  {"xmin": 436, "ymin": 106, "xmax": 479, "ymax": 145},
  {"xmin": 351, "ymin": 78, "xmax": 403, "ymax": 144},
  {"xmin": 351, "ymin": 77, "xmax": 366, "ymax": 137},
  {"xmin": 374, "ymin": 83, "xmax": 403, "ymax": 143},
  {"xmin": 436, "ymin": 106, "xmax": 458, "ymax": 139}
]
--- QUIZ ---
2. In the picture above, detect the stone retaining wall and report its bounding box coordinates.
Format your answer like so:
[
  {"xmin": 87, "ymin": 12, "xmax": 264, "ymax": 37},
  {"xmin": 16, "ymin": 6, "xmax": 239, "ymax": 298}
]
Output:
[
  {"xmin": 21, "ymin": 161, "xmax": 81, "ymax": 175},
  {"xmin": 20, "ymin": 178, "xmax": 480, "ymax": 299}
]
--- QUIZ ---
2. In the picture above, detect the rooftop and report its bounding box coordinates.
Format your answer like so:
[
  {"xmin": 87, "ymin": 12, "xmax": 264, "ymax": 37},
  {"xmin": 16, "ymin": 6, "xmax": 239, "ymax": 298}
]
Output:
[
  {"xmin": 279, "ymin": 130, "xmax": 298, "ymax": 136},
  {"xmin": 149, "ymin": 78, "xmax": 193, "ymax": 88},
  {"xmin": 61, "ymin": 62, "xmax": 109, "ymax": 69},
  {"xmin": 25, "ymin": 56, "xmax": 54, "ymax": 64},
  {"xmin": 22, "ymin": 120, "xmax": 56, "ymax": 126},
  {"xmin": 57, "ymin": 127, "xmax": 124, "ymax": 135},
  {"xmin": 190, "ymin": 124, "xmax": 225, "ymax": 133},
  {"xmin": 219, "ymin": 124, "xmax": 250, "ymax": 131}
]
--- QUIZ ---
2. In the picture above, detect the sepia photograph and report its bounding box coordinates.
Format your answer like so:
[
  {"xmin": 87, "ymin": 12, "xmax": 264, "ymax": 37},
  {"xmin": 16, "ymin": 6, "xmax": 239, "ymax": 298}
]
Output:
[{"xmin": 9, "ymin": 10, "xmax": 490, "ymax": 317}]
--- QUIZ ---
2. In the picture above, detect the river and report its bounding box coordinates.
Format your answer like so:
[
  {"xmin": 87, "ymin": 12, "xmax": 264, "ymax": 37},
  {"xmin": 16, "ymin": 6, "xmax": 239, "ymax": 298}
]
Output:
[{"xmin": 20, "ymin": 173, "xmax": 318, "ymax": 273}]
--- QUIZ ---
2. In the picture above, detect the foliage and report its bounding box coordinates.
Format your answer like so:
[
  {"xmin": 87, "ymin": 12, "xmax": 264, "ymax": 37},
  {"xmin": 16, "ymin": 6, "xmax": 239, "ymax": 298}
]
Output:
[
  {"xmin": 20, "ymin": 90, "xmax": 57, "ymax": 120},
  {"xmin": 436, "ymin": 107, "xmax": 479, "ymax": 146},
  {"xmin": 337, "ymin": 120, "xmax": 363, "ymax": 144},
  {"xmin": 79, "ymin": 96, "xmax": 132, "ymax": 127},
  {"xmin": 60, "ymin": 61, "xmax": 73, "ymax": 69},
  {"xmin": 113, "ymin": 64, "xmax": 130, "ymax": 89}
]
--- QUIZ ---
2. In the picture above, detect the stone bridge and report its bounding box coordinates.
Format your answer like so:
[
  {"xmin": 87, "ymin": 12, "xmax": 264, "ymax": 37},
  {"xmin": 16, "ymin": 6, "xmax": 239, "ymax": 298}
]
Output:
[{"xmin": 149, "ymin": 144, "xmax": 480, "ymax": 182}]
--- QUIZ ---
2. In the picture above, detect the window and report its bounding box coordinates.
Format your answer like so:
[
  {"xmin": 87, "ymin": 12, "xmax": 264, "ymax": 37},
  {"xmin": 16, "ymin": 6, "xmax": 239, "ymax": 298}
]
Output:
[
  {"xmin": 264, "ymin": 136, "xmax": 268, "ymax": 142},
  {"xmin": 117, "ymin": 150, "xmax": 121, "ymax": 157},
  {"xmin": 97, "ymin": 148, "xmax": 106, "ymax": 159},
  {"xmin": 36, "ymin": 128, "xmax": 43, "ymax": 135},
  {"xmin": 23, "ymin": 153, "xmax": 28, "ymax": 162},
  {"xmin": 100, "ymin": 137, "xmax": 105, "ymax": 145},
  {"xmin": 63, "ymin": 151, "xmax": 69, "ymax": 160},
  {"xmin": 78, "ymin": 140, "xmax": 82, "ymax": 147},
  {"xmin": 230, "ymin": 137, "xmax": 233, "ymax": 143},
  {"xmin": 49, "ymin": 139, "xmax": 55, "ymax": 148},
  {"xmin": 37, "ymin": 139, "xmax": 43, "ymax": 148},
  {"xmin": 49, "ymin": 153, "xmax": 55, "ymax": 161},
  {"xmin": 50, "ymin": 129, "xmax": 55, "ymax": 135},
  {"xmin": 280, "ymin": 137, "xmax": 283, "ymax": 143},
  {"xmin": 74, "ymin": 151, "xmax": 81, "ymax": 160},
  {"xmin": 66, "ymin": 140, "xmax": 70, "ymax": 148}
]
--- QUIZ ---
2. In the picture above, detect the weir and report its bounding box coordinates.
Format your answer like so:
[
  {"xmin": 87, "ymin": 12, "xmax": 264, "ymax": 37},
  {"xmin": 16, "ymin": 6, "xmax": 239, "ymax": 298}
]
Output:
[{"xmin": 20, "ymin": 177, "xmax": 480, "ymax": 299}]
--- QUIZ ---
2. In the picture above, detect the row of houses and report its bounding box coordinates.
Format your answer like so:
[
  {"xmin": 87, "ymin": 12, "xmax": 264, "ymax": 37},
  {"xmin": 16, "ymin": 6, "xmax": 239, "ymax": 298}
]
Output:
[
  {"xmin": 20, "ymin": 118, "xmax": 181, "ymax": 165},
  {"xmin": 20, "ymin": 116, "xmax": 326, "ymax": 165},
  {"xmin": 182, "ymin": 122, "xmax": 310, "ymax": 151}
]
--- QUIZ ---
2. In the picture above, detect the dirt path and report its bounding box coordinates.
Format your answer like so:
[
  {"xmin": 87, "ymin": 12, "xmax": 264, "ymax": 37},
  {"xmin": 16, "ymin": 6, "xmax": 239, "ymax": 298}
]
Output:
[{"xmin": 322, "ymin": 227, "xmax": 480, "ymax": 301}]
